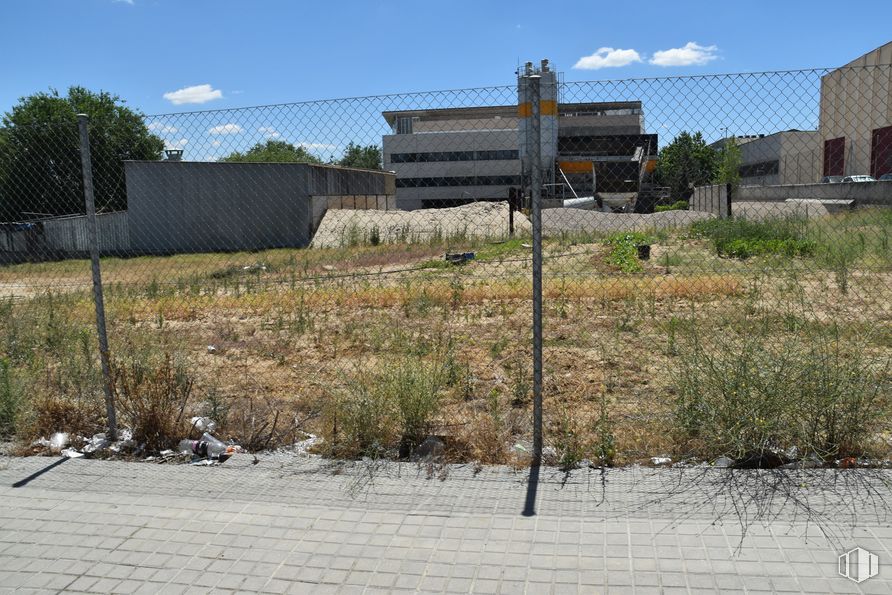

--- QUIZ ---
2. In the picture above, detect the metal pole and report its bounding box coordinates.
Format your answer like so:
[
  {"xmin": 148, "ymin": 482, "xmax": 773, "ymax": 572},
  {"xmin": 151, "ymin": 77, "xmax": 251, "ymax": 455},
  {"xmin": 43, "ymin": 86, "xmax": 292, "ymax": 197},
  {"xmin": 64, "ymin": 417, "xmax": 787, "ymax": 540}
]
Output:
[
  {"xmin": 529, "ymin": 76, "xmax": 543, "ymax": 466},
  {"xmin": 77, "ymin": 114, "xmax": 117, "ymax": 440}
]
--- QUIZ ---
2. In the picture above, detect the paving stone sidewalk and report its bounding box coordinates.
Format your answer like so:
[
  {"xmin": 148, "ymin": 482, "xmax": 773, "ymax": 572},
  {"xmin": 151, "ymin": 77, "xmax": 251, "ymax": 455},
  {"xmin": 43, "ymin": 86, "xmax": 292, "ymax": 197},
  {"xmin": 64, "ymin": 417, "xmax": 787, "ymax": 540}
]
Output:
[{"xmin": 0, "ymin": 454, "xmax": 890, "ymax": 594}]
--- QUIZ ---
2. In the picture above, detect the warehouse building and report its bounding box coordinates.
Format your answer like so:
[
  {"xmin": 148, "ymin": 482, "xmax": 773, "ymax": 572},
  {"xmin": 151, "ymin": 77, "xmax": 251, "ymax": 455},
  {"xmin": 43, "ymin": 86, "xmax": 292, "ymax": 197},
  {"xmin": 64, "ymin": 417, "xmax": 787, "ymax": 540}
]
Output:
[
  {"xmin": 125, "ymin": 161, "xmax": 395, "ymax": 253},
  {"xmin": 711, "ymin": 130, "xmax": 822, "ymax": 186},
  {"xmin": 820, "ymin": 41, "xmax": 892, "ymax": 179}
]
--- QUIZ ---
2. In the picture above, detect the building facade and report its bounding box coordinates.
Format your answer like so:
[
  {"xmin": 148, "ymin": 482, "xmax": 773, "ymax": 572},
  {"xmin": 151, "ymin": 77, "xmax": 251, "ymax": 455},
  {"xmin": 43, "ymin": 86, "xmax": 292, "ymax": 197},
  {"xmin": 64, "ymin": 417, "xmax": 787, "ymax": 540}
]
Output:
[
  {"xmin": 820, "ymin": 41, "xmax": 892, "ymax": 179},
  {"xmin": 382, "ymin": 101, "xmax": 655, "ymax": 210},
  {"xmin": 712, "ymin": 130, "xmax": 821, "ymax": 186}
]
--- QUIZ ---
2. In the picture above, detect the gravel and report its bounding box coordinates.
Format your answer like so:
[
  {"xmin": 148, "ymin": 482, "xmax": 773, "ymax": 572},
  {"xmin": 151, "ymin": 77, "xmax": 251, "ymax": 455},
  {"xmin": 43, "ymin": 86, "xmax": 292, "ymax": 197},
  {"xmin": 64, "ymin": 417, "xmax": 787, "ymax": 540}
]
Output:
[{"xmin": 311, "ymin": 201, "xmax": 531, "ymax": 248}]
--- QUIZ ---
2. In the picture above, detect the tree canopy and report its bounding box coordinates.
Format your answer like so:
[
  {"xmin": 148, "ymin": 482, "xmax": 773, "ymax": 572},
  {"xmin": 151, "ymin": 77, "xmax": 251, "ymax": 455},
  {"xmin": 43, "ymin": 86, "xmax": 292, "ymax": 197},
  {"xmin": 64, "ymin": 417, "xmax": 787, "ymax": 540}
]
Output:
[
  {"xmin": 221, "ymin": 140, "xmax": 322, "ymax": 164},
  {"xmin": 338, "ymin": 142, "xmax": 382, "ymax": 170},
  {"xmin": 0, "ymin": 87, "xmax": 163, "ymax": 220},
  {"xmin": 654, "ymin": 131, "xmax": 719, "ymax": 200},
  {"xmin": 716, "ymin": 137, "xmax": 742, "ymax": 191}
]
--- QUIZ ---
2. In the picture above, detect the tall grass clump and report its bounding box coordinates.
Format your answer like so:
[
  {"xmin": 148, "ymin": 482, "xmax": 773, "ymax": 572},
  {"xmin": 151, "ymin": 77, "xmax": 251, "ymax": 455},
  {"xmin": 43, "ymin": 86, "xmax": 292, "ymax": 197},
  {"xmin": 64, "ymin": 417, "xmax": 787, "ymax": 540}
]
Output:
[
  {"xmin": 113, "ymin": 352, "xmax": 193, "ymax": 453},
  {"xmin": 326, "ymin": 353, "xmax": 448, "ymax": 459},
  {"xmin": 692, "ymin": 217, "xmax": 815, "ymax": 259},
  {"xmin": 673, "ymin": 319, "xmax": 890, "ymax": 464},
  {"xmin": 0, "ymin": 358, "xmax": 22, "ymax": 437}
]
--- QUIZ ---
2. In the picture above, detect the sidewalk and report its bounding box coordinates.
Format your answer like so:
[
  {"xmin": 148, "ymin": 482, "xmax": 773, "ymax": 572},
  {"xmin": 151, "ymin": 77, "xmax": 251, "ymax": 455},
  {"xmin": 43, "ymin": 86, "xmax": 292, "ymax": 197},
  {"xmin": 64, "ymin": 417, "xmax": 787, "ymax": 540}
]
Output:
[{"xmin": 0, "ymin": 454, "xmax": 890, "ymax": 594}]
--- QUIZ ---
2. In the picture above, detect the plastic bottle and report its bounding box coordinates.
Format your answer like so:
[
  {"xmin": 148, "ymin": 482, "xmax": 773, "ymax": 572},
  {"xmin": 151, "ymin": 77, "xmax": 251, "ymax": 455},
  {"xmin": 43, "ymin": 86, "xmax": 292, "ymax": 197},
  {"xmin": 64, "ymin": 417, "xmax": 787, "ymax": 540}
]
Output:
[{"xmin": 178, "ymin": 432, "xmax": 230, "ymax": 458}]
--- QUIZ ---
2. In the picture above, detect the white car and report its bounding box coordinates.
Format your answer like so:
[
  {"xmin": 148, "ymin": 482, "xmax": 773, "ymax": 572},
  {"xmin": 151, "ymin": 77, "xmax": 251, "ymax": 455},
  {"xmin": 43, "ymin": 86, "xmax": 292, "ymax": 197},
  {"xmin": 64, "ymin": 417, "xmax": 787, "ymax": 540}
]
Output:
[{"xmin": 842, "ymin": 175, "xmax": 876, "ymax": 182}]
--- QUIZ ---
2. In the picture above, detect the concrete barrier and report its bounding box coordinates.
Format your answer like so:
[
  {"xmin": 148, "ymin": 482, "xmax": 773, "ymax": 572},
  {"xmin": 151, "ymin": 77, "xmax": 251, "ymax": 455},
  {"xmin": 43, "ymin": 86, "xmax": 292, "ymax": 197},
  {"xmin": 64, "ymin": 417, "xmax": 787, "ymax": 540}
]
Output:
[{"xmin": 736, "ymin": 180, "xmax": 892, "ymax": 206}]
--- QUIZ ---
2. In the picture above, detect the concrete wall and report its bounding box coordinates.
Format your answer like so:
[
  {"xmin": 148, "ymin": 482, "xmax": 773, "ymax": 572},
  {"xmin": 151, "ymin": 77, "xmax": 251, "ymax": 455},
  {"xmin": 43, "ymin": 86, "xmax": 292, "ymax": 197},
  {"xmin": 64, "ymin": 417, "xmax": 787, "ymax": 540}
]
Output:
[
  {"xmin": 125, "ymin": 161, "xmax": 395, "ymax": 253},
  {"xmin": 736, "ymin": 180, "xmax": 892, "ymax": 205},
  {"xmin": 690, "ymin": 184, "xmax": 731, "ymax": 218}
]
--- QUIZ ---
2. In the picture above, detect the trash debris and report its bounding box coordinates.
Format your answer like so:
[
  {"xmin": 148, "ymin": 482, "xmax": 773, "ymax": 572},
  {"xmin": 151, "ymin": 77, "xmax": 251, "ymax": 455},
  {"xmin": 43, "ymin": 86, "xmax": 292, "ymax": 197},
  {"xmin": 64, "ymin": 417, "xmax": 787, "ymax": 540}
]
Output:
[
  {"xmin": 190, "ymin": 417, "xmax": 218, "ymax": 433},
  {"xmin": 109, "ymin": 429, "xmax": 136, "ymax": 453},
  {"xmin": 714, "ymin": 456, "xmax": 734, "ymax": 468},
  {"xmin": 179, "ymin": 432, "xmax": 239, "ymax": 461},
  {"xmin": 242, "ymin": 263, "xmax": 267, "ymax": 273},
  {"xmin": 444, "ymin": 251, "xmax": 475, "ymax": 264},
  {"xmin": 49, "ymin": 432, "xmax": 70, "ymax": 451},
  {"xmin": 61, "ymin": 448, "xmax": 84, "ymax": 459},
  {"xmin": 321, "ymin": 264, "xmax": 335, "ymax": 271},
  {"xmin": 651, "ymin": 456, "xmax": 672, "ymax": 466},
  {"xmin": 82, "ymin": 433, "xmax": 110, "ymax": 454},
  {"xmin": 207, "ymin": 345, "xmax": 217, "ymax": 354},
  {"xmin": 521, "ymin": 243, "xmax": 532, "ymax": 249},
  {"xmin": 293, "ymin": 433, "xmax": 320, "ymax": 456}
]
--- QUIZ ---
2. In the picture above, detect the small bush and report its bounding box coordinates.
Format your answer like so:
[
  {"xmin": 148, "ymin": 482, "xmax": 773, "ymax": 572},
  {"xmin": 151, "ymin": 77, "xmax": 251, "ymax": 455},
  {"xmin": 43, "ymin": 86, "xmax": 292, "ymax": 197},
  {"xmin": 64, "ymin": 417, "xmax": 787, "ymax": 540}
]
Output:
[
  {"xmin": 655, "ymin": 200, "xmax": 689, "ymax": 213},
  {"xmin": 673, "ymin": 321, "xmax": 891, "ymax": 463},
  {"xmin": 605, "ymin": 232, "xmax": 653, "ymax": 273},
  {"xmin": 326, "ymin": 354, "xmax": 447, "ymax": 458},
  {"xmin": 691, "ymin": 217, "xmax": 815, "ymax": 259},
  {"xmin": 113, "ymin": 353, "xmax": 193, "ymax": 453}
]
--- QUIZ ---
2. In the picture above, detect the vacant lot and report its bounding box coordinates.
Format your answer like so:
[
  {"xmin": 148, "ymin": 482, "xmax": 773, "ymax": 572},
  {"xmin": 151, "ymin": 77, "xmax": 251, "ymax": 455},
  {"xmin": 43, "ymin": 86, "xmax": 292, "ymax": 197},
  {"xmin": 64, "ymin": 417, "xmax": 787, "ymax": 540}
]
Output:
[{"xmin": 2, "ymin": 208, "xmax": 892, "ymax": 467}]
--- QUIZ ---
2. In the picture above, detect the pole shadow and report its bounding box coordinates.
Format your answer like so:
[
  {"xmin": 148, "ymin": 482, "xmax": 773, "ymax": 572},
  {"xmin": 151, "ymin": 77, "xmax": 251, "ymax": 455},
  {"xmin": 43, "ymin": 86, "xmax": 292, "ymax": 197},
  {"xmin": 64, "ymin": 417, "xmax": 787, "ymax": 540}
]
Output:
[
  {"xmin": 12, "ymin": 457, "xmax": 68, "ymax": 488},
  {"xmin": 521, "ymin": 463, "xmax": 540, "ymax": 517}
]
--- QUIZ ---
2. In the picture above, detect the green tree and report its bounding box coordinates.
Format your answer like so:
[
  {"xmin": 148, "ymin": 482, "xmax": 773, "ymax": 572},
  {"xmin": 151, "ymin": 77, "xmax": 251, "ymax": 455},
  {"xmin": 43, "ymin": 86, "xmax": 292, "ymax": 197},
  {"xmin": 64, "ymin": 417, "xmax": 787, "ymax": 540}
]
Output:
[
  {"xmin": 221, "ymin": 140, "xmax": 321, "ymax": 164},
  {"xmin": 654, "ymin": 131, "xmax": 719, "ymax": 200},
  {"xmin": 0, "ymin": 87, "xmax": 163, "ymax": 220},
  {"xmin": 338, "ymin": 142, "xmax": 382, "ymax": 170},
  {"xmin": 716, "ymin": 137, "xmax": 742, "ymax": 191}
]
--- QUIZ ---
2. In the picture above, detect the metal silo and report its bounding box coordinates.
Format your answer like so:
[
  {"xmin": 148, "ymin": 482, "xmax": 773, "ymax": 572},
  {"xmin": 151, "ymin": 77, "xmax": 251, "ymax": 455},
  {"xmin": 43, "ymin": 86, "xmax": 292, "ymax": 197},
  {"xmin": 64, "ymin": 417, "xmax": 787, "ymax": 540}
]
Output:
[{"xmin": 518, "ymin": 59, "xmax": 558, "ymax": 174}]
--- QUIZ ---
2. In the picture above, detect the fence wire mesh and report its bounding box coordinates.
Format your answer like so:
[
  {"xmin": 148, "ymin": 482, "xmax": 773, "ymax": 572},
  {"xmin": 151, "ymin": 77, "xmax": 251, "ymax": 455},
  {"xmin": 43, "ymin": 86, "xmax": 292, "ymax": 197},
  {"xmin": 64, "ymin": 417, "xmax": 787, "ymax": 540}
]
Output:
[{"xmin": 2, "ymin": 65, "xmax": 892, "ymax": 468}]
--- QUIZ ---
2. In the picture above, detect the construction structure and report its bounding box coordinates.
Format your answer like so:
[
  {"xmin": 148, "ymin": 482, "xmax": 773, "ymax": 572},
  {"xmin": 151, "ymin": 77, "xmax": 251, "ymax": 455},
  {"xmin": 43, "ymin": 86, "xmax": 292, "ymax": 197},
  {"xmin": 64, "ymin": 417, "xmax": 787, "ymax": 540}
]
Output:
[{"xmin": 382, "ymin": 60, "xmax": 656, "ymax": 210}]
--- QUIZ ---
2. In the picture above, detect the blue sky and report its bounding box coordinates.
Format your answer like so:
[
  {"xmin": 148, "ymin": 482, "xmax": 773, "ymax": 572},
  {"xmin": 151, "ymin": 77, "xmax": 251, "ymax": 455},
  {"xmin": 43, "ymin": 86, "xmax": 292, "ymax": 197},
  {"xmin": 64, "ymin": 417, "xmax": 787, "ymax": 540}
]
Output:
[{"xmin": 2, "ymin": 0, "xmax": 890, "ymax": 116}]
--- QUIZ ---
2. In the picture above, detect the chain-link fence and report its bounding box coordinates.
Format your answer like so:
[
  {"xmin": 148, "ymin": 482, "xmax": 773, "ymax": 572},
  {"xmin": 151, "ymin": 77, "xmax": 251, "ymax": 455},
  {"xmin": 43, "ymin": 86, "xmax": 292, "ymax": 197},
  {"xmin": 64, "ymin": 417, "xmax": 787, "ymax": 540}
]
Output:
[{"xmin": 2, "ymin": 64, "xmax": 891, "ymax": 469}]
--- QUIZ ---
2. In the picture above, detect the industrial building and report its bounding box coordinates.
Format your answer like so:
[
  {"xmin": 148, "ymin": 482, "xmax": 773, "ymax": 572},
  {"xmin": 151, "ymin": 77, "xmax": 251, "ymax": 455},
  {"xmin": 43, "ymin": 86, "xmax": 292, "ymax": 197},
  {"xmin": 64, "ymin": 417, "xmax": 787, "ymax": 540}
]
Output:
[
  {"xmin": 820, "ymin": 41, "xmax": 892, "ymax": 179},
  {"xmin": 124, "ymin": 161, "xmax": 395, "ymax": 253},
  {"xmin": 710, "ymin": 130, "xmax": 822, "ymax": 186},
  {"xmin": 382, "ymin": 60, "xmax": 656, "ymax": 210}
]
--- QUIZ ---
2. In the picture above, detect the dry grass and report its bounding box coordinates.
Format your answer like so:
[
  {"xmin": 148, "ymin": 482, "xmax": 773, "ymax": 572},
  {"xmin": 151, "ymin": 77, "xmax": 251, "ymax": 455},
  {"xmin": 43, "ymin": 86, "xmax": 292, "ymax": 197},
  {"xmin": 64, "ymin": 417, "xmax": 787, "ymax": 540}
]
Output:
[{"xmin": 4, "ymin": 216, "xmax": 892, "ymax": 464}]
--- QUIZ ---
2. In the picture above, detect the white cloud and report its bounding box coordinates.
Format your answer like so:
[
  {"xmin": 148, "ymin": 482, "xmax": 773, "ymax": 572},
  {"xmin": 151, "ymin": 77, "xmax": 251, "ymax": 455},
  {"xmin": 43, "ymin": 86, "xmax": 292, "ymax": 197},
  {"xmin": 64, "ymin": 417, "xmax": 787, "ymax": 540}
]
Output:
[
  {"xmin": 650, "ymin": 42, "xmax": 718, "ymax": 67},
  {"xmin": 147, "ymin": 122, "xmax": 178, "ymax": 134},
  {"xmin": 208, "ymin": 124, "xmax": 243, "ymax": 135},
  {"xmin": 258, "ymin": 126, "xmax": 281, "ymax": 138},
  {"xmin": 210, "ymin": 140, "xmax": 222, "ymax": 147},
  {"xmin": 573, "ymin": 47, "xmax": 642, "ymax": 70},
  {"xmin": 165, "ymin": 138, "xmax": 189, "ymax": 150},
  {"xmin": 163, "ymin": 84, "xmax": 223, "ymax": 105}
]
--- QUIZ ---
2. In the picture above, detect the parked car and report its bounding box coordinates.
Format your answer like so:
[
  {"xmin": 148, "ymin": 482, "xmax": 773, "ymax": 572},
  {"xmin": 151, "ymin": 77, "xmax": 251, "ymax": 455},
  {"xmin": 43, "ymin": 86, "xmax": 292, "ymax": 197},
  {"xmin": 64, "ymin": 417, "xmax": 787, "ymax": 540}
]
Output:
[
  {"xmin": 842, "ymin": 175, "xmax": 876, "ymax": 182},
  {"xmin": 879, "ymin": 173, "xmax": 892, "ymax": 181},
  {"xmin": 820, "ymin": 175, "xmax": 844, "ymax": 183}
]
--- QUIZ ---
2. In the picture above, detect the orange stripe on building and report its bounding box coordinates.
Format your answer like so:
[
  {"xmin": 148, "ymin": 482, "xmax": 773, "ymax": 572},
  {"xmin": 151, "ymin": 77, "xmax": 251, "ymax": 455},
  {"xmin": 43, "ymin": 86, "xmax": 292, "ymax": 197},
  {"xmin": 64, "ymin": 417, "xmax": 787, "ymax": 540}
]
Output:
[{"xmin": 518, "ymin": 100, "xmax": 558, "ymax": 118}]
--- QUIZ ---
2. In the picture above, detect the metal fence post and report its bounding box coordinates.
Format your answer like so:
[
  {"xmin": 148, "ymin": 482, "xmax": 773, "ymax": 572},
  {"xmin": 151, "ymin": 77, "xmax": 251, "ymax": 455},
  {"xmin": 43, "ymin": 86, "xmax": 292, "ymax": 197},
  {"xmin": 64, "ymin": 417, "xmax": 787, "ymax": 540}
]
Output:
[
  {"xmin": 529, "ymin": 76, "xmax": 544, "ymax": 466},
  {"xmin": 77, "ymin": 114, "xmax": 117, "ymax": 440}
]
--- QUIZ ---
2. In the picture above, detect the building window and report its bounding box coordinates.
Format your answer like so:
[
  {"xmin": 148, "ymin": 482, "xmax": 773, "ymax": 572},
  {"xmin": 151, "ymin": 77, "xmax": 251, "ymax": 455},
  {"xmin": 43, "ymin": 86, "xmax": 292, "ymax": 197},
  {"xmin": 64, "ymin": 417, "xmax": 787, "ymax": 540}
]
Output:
[
  {"xmin": 395, "ymin": 175, "xmax": 521, "ymax": 188},
  {"xmin": 396, "ymin": 117, "xmax": 414, "ymax": 135},
  {"xmin": 823, "ymin": 137, "xmax": 845, "ymax": 177},
  {"xmin": 389, "ymin": 150, "xmax": 519, "ymax": 164}
]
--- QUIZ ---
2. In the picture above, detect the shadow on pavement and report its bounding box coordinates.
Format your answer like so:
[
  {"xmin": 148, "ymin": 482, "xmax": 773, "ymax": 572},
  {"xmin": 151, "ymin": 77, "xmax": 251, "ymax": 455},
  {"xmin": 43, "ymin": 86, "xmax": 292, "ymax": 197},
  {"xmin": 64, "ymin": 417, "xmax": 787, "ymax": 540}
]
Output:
[
  {"xmin": 12, "ymin": 457, "xmax": 68, "ymax": 488},
  {"xmin": 522, "ymin": 463, "xmax": 540, "ymax": 516}
]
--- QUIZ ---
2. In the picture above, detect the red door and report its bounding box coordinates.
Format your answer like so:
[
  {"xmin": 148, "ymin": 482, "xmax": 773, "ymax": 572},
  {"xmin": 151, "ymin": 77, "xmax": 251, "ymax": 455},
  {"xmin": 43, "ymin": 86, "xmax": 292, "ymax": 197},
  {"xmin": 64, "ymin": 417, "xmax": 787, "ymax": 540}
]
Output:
[
  {"xmin": 824, "ymin": 137, "xmax": 845, "ymax": 177},
  {"xmin": 871, "ymin": 126, "xmax": 892, "ymax": 178}
]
